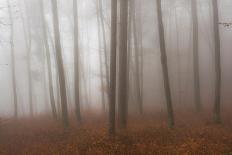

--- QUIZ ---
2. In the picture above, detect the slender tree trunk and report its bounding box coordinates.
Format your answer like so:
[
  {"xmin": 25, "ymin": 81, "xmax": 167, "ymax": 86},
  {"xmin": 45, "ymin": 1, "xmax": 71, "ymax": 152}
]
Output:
[
  {"xmin": 118, "ymin": 0, "xmax": 129, "ymax": 129},
  {"xmin": 56, "ymin": 75, "xmax": 61, "ymax": 118},
  {"xmin": 131, "ymin": 0, "xmax": 143, "ymax": 114},
  {"xmin": 99, "ymin": 0, "xmax": 110, "ymax": 97},
  {"xmin": 191, "ymin": 0, "xmax": 201, "ymax": 112},
  {"xmin": 212, "ymin": 0, "xmax": 221, "ymax": 124},
  {"xmin": 137, "ymin": 0, "xmax": 144, "ymax": 107},
  {"xmin": 127, "ymin": 0, "xmax": 132, "ymax": 104},
  {"xmin": 109, "ymin": 0, "xmax": 117, "ymax": 135},
  {"xmin": 46, "ymin": 24, "xmax": 62, "ymax": 118},
  {"xmin": 174, "ymin": 8, "xmax": 182, "ymax": 105},
  {"xmin": 86, "ymin": 23, "xmax": 92, "ymax": 108},
  {"xmin": 8, "ymin": 0, "xmax": 18, "ymax": 119},
  {"xmin": 21, "ymin": 0, "xmax": 33, "ymax": 117},
  {"xmin": 40, "ymin": 0, "xmax": 57, "ymax": 119},
  {"xmin": 81, "ymin": 65, "xmax": 90, "ymax": 110},
  {"xmin": 97, "ymin": 2, "xmax": 106, "ymax": 113},
  {"xmin": 51, "ymin": 0, "xmax": 69, "ymax": 127},
  {"xmin": 156, "ymin": 0, "xmax": 174, "ymax": 128},
  {"xmin": 73, "ymin": 0, "xmax": 82, "ymax": 124}
]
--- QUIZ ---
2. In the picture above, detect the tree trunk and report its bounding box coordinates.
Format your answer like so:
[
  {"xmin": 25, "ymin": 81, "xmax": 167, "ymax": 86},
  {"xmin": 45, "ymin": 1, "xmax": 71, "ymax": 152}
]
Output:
[
  {"xmin": 156, "ymin": 0, "xmax": 174, "ymax": 128},
  {"xmin": 118, "ymin": 0, "xmax": 129, "ymax": 129},
  {"xmin": 127, "ymin": 0, "xmax": 132, "ymax": 105},
  {"xmin": 40, "ymin": 0, "xmax": 57, "ymax": 119},
  {"xmin": 191, "ymin": 0, "xmax": 201, "ymax": 112},
  {"xmin": 21, "ymin": 0, "xmax": 33, "ymax": 117},
  {"xmin": 174, "ymin": 7, "xmax": 182, "ymax": 105},
  {"xmin": 51, "ymin": 0, "xmax": 69, "ymax": 127},
  {"xmin": 99, "ymin": 0, "xmax": 110, "ymax": 98},
  {"xmin": 109, "ymin": 0, "xmax": 117, "ymax": 135},
  {"xmin": 8, "ymin": 0, "xmax": 18, "ymax": 119},
  {"xmin": 137, "ymin": 0, "xmax": 144, "ymax": 108},
  {"xmin": 97, "ymin": 3, "xmax": 106, "ymax": 113},
  {"xmin": 212, "ymin": 0, "xmax": 221, "ymax": 124},
  {"xmin": 73, "ymin": 0, "xmax": 82, "ymax": 124},
  {"xmin": 131, "ymin": 0, "xmax": 143, "ymax": 114}
]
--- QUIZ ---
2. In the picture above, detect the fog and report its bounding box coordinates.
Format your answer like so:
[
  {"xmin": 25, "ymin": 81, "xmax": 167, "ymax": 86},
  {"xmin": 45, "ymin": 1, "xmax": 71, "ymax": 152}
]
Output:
[
  {"xmin": 0, "ymin": 0, "xmax": 231, "ymax": 116},
  {"xmin": 0, "ymin": 0, "xmax": 232, "ymax": 137},
  {"xmin": 1, "ymin": 0, "xmax": 232, "ymax": 154}
]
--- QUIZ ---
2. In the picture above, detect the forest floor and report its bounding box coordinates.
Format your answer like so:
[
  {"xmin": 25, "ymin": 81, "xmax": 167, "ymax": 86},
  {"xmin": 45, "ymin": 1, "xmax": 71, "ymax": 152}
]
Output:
[{"xmin": 1, "ymin": 109, "xmax": 232, "ymax": 155}]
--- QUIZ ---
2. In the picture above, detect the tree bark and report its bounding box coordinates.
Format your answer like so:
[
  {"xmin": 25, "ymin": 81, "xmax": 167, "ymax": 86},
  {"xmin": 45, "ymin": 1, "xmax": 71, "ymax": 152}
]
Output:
[
  {"xmin": 118, "ymin": 0, "xmax": 129, "ymax": 129},
  {"xmin": 8, "ymin": 0, "xmax": 18, "ymax": 119},
  {"xmin": 191, "ymin": 0, "xmax": 201, "ymax": 112},
  {"xmin": 131, "ymin": 0, "xmax": 143, "ymax": 114},
  {"xmin": 51, "ymin": 0, "xmax": 69, "ymax": 127},
  {"xmin": 97, "ymin": 2, "xmax": 106, "ymax": 113},
  {"xmin": 156, "ymin": 0, "xmax": 174, "ymax": 128},
  {"xmin": 212, "ymin": 0, "xmax": 221, "ymax": 124},
  {"xmin": 40, "ymin": 0, "xmax": 57, "ymax": 119},
  {"xmin": 137, "ymin": 0, "xmax": 144, "ymax": 108},
  {"xmin": 109, "ymin": 0, "xmax": 117, "ymax": 135},
  {"xmin": 73, "ymin": 0, "xmax": 82, "ymax": 124},
  {"xmin": 21, "ymin": 0, "xmax": 33, "ymax": 117},
  {"xmin": 99, "ymin": 0, "xmax": 110, "ymax": 98}
]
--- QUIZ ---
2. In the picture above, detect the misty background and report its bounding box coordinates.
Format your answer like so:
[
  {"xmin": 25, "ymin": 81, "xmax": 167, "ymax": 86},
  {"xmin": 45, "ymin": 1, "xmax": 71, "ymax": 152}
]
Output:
[{"xmin": 0, "ymin": 0, "xmax": 232, "ymax": 118}]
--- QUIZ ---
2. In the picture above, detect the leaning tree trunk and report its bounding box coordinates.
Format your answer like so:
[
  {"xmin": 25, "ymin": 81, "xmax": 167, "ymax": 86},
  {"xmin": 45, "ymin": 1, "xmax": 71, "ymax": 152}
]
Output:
[
  {"xmin": 8, "ymin": 0, "xmax": 18, "ymax": 119},
  {"xmin": 191, "ymin": 0, "xmax": 201, "ymax": 112},
  {"xmin": 212, "ymin": 0, "xmax": 221, "ymax": 124},
  {"xmin": 51, "ymin": 0, "xmax": 69, "ymax": 127},
  {"xmin": 47, "ymin": 25, "xmax": 62, "ymax": 118},
  {"xmin": 40, "ymin": 0, "xmax": 57, "ymax": 119},
  {"xmin": 156, "ymin": 0, "xmax": 174, "ymax": 128},
  {"xmin": 73, "ymin": 0, "xmax": 82, "ymax": 124},
  {"xmin": 118, "ymin": 0, "xmax": 129, "ymax": 129},
  {"xmin": 108, "ymin": 0, "xmax": 117, "ymax": 135}
]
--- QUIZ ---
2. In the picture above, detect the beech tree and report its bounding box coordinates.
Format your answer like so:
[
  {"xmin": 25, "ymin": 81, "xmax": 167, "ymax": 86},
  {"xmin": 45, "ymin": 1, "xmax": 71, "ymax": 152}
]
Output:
[
  {"xmin": 191, "ymin": 0, "xmax": 201, "ymax": 112},
  {"xmin": 73, "ymin": 0, "xmax": 82, "ymax": 124},
  {"xmin": 156, "ymin": 0, "xmax": 174, "ymax": 128},
  {"xmin": 98, "ymin": 0, "xmax": 110, "ymax": 98},
  {"xmin": 109, "ymin": 0, "xmax": 117, "ymax": 135},
  {"xmin": 51, "ymin": 0, "xmax": 69, "ymax": 127},
  {"xmin": 212, "ymin": 0, "xmax": 221, "ymax": 124},
  {"xmin": 7, "ymin": 0, "xmax": 18, "ymax": 118},
  {"xmin": 39, "ymin": 0, "xmax": 57, "ymax": 119},
  {"xmin": 131, "ymin": 0, "xmax": 143, "ymax": 114},
  {"xmin": 118, "ymin": 0, "xmax": 129, "ymax": 129},
  {"xmin": 21, "ymin": 0, "xmax": 33, "ymax": 117},
  {"xmin": 96, "ymin": 1, "xmax": 106, "ymax": 113}
]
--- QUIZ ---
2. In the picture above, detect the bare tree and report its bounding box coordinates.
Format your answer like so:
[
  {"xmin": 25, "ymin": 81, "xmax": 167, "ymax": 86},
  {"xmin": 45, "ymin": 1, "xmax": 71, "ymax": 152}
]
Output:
[
  {"xmin": 97, "ymin": 2, "xmax": 106, "ymax": 113},
  {"xmin": 131, "ymin": 0, "xmax": 143, "ymax": 114},
  {"xmin": 212, "ymin": 0, "xmax": 221, "ymax": 124},
  {"xmin": 98, "ymin": 0, "xmax": 110, "ymax": 97},
  {"xmin": 137, "ymin": 0, "xmax": 144, "ymax": 108},
  {"xmin": 118, "ymin": 0, "xmax": 129, "ymax": 129},
  {"xmin": 191, "ymin": 0, "xmax": 201, "ymax": 112},
  {"xmin": 51, "ymin": 0, "xmax": 69, "ymax": 127},
  {"xmin": 109, "ymin": 0, "xmax": 117, "ymax": 135},
  {"xmin": 21, "ymin": 0, "xmax": 33, "ymax": 117},
  {"xmin": 73, "ymin": 0, "xmax": 82, "ymax": 124},
  {"xmin": 39, "ymin": 0, "xmax": 57, "ymax": 119},
  {"xmin": 7, "ymin": 0, "xmax": 18, "ymax": 118},
  {"xmin": 156, "ymin": 0, "xmax": 174, "ymax": 128}
]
